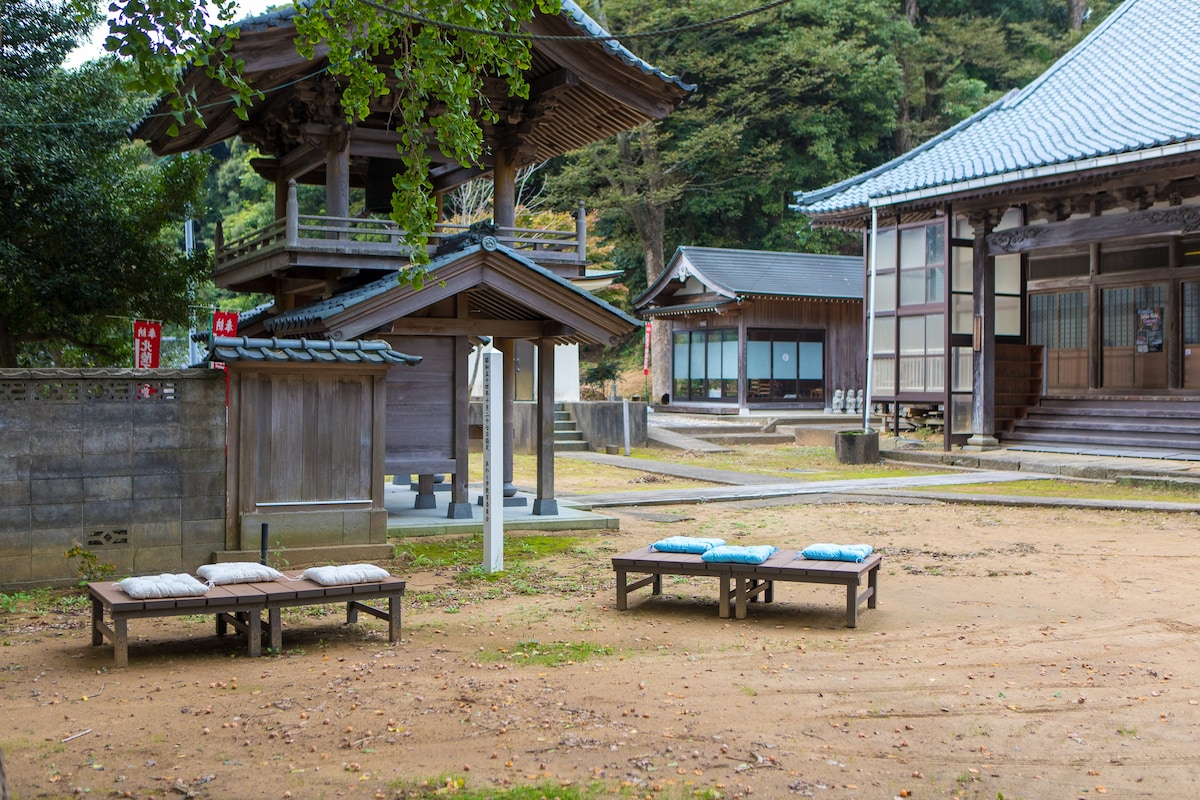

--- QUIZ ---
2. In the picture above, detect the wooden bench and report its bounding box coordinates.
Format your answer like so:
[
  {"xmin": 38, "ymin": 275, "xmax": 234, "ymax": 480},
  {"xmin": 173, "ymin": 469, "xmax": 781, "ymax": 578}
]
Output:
[
  {"xmin": 89, "ymin": 571, "xmax": 406, "ymax": 667},
  {"xmin": 612, "ymin": 547, "xmax": 880, "ymax": 627}
]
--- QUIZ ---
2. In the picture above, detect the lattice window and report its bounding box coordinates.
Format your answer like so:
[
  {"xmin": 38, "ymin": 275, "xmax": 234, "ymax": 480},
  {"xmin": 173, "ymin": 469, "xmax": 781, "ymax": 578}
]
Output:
[
  {"xmin": 131, "ymin": 381, "xmax": 178, "ymax": 401},
  {"xmin": 0, "ymin": 382, "xmax": 29, "ymax": 402},
  {"xmin": 35, "ymin": 381, "xmax": 82, "ymax": 402},
  {"xmin": 86, "ymin": 381, "xmax": 133, "ymax": 402},
  {"xmin": 87, "ymin": 529, "xmax": 129, "ymax": 547}
]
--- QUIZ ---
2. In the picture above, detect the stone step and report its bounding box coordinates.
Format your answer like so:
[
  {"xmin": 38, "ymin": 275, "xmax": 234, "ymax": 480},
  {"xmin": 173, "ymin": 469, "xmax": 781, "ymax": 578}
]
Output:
[{"xmin": 554, "ymin": 440, "xmax": 591, "ymax": 452}]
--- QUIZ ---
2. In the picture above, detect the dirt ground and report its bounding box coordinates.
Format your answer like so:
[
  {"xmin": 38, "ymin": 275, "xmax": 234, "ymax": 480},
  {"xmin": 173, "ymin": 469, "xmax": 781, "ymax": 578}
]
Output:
[{"xmin": 4, "ymin": 498, "xmax": 1200, "ymax": 800}]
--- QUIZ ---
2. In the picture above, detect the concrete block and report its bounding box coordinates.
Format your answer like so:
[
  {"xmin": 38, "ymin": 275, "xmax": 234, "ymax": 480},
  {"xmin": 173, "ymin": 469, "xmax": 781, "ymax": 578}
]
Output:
[
  {"xmin": 31, "ymin": 527, "xmax": 88, "ymax": 556},
  {"xmin": 30, "ymin": 502, "xmax": 82, "ymax": 530},
  {"xmin": 183, "ymin": 471, "xmax": 225, "ymax": 498},
  {"xmin": 0, "ymin": 404, "xmax": 30, "ymax": 437},
  {"xmin": 30, "ymin": 453, "xmax": 83, "ymax": 480},
  {"xmin": 182, "ymin": 422, "xmax": 227, "ymax": 450},
  {"xmin": 0, "ymin": 556, "xmax": 34, "ymax": 586},
  {"xmin": 0, "ymin": 478, "xmax": 30, "ymax": 506},
  {"xmin": 29, "ymin": 404, "xmax": 82, "ymax": 432},
  {"xmin": 182, "ymin": 518, "xmax": 226, "ymax": 546},
  {"xmin": 82, "ymin": 452, "xmax": 134, "ymax": 479},
  {"xmin": 132, "ymin": 546, "xmax": 184, "ymax": 576},
  {"xmin": 130, "ymin": 520, "xmax": 181, "ymax": 547},
  {"xmin": 32, "ymin": 428, "xmax": 83, "ymax": 455},
  {"xmin": 82, "ymin": 475, "xmax": 133, "ymax": 503},
  {"xmin": 132, "ymin": 402, "xmax": 179, "ymax": 428},
  {"xmin": 30, "ymin": 550, "xmax": 84, "ymax": 583},
  {"xmin": 181, "ymin": 448, "xmax": 223, "ymax": 474},
  {"xmin": 132, "ymin": 497, "xmax": 182, "ymax": 524},
  {"xmin": 138, "ymin": 423, "xmax": 182, "ymax": 451},
  {"xmin": 181, "ymin": 494, "xmax": 224, "ymax": 521},
  {"xmin": 0, "ymin": 455, "xmax": 30, "ymax": 481},
  {"xmin": 81, "ymin": 424, "xmax": 134, "ymax": 455},
  {"xmin": 81, "ymin": 402, "xmax": 132, "ymax": 427},
  {"xmin": 133, "ymin": 449, "xmax": 181, "ymax": 475},
  {"xmin": 0, "ymin": 528, "xmax": 32, "ymax": 559},
  {"xmin": 30, "ymin": 477, "xmax": 82, "ymax": 505},
  {"xmin": 0, "ymin": 504, "xmax": 31, "ymax": 532},
  {"xmin": 83, "ymin": 499, "xmax": 133, "ymax": 527},
  {"xmin": 133, "ymin": 472, "xmax": 183, "ymax": 500}
]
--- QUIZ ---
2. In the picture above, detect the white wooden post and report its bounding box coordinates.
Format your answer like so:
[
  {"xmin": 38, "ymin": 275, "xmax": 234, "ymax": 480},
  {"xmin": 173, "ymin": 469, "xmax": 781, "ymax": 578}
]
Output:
[
  {"xmin": 482, "ymin": 345, "xmax": 504, "ymax": 573},
  {"xmin": 622, "ymin": 397, "xmax": 631, "ymax": 456}
]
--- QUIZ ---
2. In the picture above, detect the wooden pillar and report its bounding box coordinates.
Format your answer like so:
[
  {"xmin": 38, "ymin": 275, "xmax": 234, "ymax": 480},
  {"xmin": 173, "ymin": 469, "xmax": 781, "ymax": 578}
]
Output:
[
  {"xmin": 1168, "ymin": 237, "xmax": 1182, "ymax": 390},
  {"xmin": 326, "ymin": 134, "xmax": 350, "ymax": 223},
  {"xmin": 533, "ymin": 338, "xmax": 558, "ymax": 515},
  {"xmin": 274, "ymin": 171, "xmax": 289, "ymax": 223},
  {"xmin": 446, "ymin": 334, "xmax": 473, "ymax": 519},
  {"xmin": 1088, "ymin": 241, "xmax": 1102, "ymax": 389},
  {"xmin": 967, "ymin": 211, "xmax": 999, "ymax": 449},
  {"xmin": 494, "ymin": 338, "xmax": 517, "ymax": 498},
  {"xmin": 493, "ymin": 148, "xmax": 516, "ymax": 232}
]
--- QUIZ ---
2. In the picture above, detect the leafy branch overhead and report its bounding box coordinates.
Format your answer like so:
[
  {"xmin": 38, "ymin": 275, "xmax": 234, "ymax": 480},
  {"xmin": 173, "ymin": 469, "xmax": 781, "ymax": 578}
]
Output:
[{"xmin": 102, "ymin": 0, "xmax": 562, "ymax": 271}]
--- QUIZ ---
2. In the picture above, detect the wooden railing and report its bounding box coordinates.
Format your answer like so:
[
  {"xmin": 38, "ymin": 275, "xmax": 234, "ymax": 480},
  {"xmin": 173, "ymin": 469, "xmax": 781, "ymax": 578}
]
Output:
[{"xmin": 214, "ymin": 181, "xmax": 587, "ymax": 274}]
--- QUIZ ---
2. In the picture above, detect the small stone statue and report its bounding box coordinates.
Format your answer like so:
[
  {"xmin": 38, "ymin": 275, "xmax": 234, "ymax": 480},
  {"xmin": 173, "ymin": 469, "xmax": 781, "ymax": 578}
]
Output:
[
  {"xmin": 855, "ymin": 389, "xmax": 864, "ymax": 414},
  {"xmin": 831, "ymin": 389, "xmax": 844, "ymax": 413}
]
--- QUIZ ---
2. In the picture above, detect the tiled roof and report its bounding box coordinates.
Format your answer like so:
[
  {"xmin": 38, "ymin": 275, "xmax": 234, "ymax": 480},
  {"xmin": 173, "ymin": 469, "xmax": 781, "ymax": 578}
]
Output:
[
  {"xmin": 636, "ymin": 247, "xmax": 862, "ymax": 310},
  {"xmin": 794, "ymin": 0, "xmax": 1200, "ymax": 217},
  {"xmin": 206, "ymin": 336, "xmax": 421, "ymax": 366},
  {"xmin": 265, "ymin": 240, "xmax": 640, "ymax": 333},
  {"xmin": 235, "ymin": 0, "xmax": 692, "ymax": 93}
]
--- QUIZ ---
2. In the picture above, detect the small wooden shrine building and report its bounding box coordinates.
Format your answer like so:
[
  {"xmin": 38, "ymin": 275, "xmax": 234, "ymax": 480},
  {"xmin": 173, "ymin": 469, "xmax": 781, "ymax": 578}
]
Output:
[
  {"xmin": 794, "ymin": 0, "xmax": 1200, "ymax": 456},
  {"xmin": 135, "ymin": 1, "xmax": 691, "ymax": 542},
  {"xmin": 635, "ymin": 247, "xmax": 863, "ymax": 413}
]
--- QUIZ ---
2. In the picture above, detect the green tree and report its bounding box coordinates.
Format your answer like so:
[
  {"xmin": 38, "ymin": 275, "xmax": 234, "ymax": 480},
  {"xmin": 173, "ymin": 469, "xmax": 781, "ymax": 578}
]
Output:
[
  {"xmin": 104, "ymin": 0, "xmax": 562, "ymax": 279},
  {"xmin": 0, "ymin": 0, "xmax": 210, "ymax": 367}
]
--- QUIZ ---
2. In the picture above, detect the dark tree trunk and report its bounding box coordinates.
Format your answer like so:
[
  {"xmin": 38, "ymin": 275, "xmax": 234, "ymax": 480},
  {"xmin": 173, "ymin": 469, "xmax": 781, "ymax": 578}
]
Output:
[{"xmin": 1068, "ymin": 0, "xmax": 1086, "ymax": 31}]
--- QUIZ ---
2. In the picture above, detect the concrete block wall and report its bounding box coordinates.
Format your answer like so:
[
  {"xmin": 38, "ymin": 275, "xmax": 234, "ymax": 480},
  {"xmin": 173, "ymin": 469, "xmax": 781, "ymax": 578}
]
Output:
[{"xmin": 0, "ymin": 369, "xmax": 227, "ymax": 590}]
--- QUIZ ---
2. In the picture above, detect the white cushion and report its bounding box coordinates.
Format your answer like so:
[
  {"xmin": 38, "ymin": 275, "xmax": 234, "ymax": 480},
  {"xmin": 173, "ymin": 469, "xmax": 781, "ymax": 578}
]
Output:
[
  {"xmin": 300, "ymin": 564, "xmax": 391, "ymax": 586},
  {"xmin": 196, "ymin": 562, "xmax": 283, "ymax": 585},
  {"xmin": 118, "ymin": 573, "xmax": 209, "ymax": 600}
]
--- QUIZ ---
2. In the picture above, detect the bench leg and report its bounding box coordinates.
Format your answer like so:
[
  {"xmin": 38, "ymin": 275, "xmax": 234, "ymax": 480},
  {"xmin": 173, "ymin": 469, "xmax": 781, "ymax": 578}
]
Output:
[
  {"xmin": 247, "ymin": 611, "xmax": 262, "ymax": 657},
  {"xmin": 269, "ymin": 609, "xmax": 282, "ymax": 652},
  {"xmin": 845, "ymin": 582, "xmax": 858, "ymax": 628},
  {"xmin": 91, "ymin": 596, "xmax": 104, "ymax": 646},
  {"xmin": 388, "ymin": 595, "xmax": 402, "ymax": 643},
  {"xmin": 347, "ymin": 601, "xmax": 358, "ymax": 625},
  {"xmin": 615, "ymin": 569, "xmax": 628, "ymax": 610},
  {"xmin": 652, "ymin": 574, "xmax": 662, "ymax": 595},
  {"xmin": 735, "ymin": 578, "xmax": 748, "ymax": 620},
  {"xmin": 113, "ymin": 616, "xmax": 129, "ymax": 669},
  {"xmin": 868, "ymin": 565, "xmax": 879, "ymax": 609},
  {"xmin": 216, "ymin": 612, "xmax": 228, "ymax": 637},
  {"xmin": 718, "ymin": 578, "xmax": 731, "ymax": 619}
]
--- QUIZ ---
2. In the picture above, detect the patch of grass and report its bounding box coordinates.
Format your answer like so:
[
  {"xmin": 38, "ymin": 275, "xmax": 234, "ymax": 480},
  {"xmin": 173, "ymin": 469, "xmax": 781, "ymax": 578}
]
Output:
[
  {"xmin": 934, "ymin": 478, "xmax": 1200, "ymax": 504},
  {"xmin": 388, "ymin": 778, "xmax": 638, "ymax": 799},
  {"xmin": 394, "ymin": 533, "xmax": 583, "ymax": 569},
  {"xmin": 481, "ymin": 639, "xmax": 614, "ymax": 667},
  {"xmin": 620, "ymin": 444, "xmax": 946, "ymax": 482}
]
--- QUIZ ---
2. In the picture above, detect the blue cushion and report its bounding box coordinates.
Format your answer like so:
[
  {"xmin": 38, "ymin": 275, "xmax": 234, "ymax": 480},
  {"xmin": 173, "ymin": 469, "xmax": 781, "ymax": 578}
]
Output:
[
  {"xmin": 700, "ymin": 545, "xmax": 779, "ymax": 565},
  {"xmin": 801, "ymin": 543, "xmax": 874, "ymax": 563},
  {"xmin": 650, "ymin": 536, "xmax": 726, "ymax": 554}
]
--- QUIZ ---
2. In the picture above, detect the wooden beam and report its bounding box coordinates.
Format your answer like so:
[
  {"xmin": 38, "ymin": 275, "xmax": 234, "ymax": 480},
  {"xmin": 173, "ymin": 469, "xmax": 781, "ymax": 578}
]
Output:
[
  {"xmin": 389, "ymin": 317, "xmax": 574, "ymax": 339},
  {"xmin": 988, "ymin": 205, "xmax": 1200, "ymax": 254}
]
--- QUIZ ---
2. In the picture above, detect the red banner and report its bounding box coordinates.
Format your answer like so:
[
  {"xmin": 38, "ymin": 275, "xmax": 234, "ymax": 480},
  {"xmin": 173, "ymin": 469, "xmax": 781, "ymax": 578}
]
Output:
[
  {"xmin": 212, "ymin": 310, "xmax": 239, "ymax": 338},
  {"xmin": 133, "ymin": 320, "xmax": 161, "ymax": 368},
  {"xmin": 643, "ymin": 320, "xmax": 652, "ymax": 375}
]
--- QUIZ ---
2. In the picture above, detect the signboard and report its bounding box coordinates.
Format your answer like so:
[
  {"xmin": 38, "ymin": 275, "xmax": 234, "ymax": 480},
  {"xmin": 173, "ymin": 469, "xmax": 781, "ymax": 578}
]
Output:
[
  {"xmin": 1136, "ymin": 307, "xmax": 1163, "ymax": 353},
  {"xmin": 133, "ymin": 320, "xmax": 161, "ymax": 368},
  {"xmin": 212, "ymin": 310, "xmax": 239, "ymax": 338}
]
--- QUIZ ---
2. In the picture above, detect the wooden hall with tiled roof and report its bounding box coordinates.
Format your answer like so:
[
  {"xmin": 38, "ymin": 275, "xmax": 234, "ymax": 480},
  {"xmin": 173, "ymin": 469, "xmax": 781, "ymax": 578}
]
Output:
[{"xmin": 795, "ymin": 0, "xmax": 1200, "ymax": 458}]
